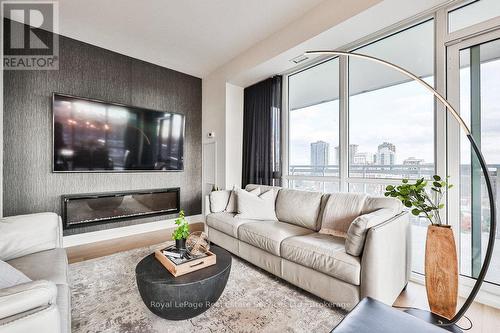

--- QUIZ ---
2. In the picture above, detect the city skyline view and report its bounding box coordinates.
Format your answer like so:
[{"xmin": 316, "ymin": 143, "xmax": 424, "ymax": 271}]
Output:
[{"xmin": 307, "ymin": 140, "xmax": 421, "ymax": 166}]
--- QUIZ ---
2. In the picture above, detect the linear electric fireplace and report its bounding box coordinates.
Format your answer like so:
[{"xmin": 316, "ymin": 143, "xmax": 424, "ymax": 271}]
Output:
[{"xmin": 61, "ymin": 188, "xmax": 180, "ymax": 229}]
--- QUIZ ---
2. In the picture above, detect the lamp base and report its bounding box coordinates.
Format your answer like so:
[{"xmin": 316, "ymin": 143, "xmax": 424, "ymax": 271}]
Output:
[{"xmin": 404, "ymin": 308, "xmax": 463, "ymax": 332}]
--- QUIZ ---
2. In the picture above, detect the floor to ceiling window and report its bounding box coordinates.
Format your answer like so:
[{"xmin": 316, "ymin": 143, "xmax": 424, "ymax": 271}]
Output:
[
  {"xmin": 349, "ymin": 20, "xmax": 435, "ymax": 181},
  {"xmin": 348, "ymin": 19, "xmax": 435, "ymax": 275},
  {"xmin": 457, "ymin": 38, "xmax": 500, "ymax": 285},
  {"xmin": 287, "ymin": 57, "xmax": 340, "ymax": 192}
]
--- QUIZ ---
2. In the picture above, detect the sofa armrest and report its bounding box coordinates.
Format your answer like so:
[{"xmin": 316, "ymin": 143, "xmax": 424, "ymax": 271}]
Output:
[
  {"xmin": 0, "ymin": 213, "xmax": 62, "ymax": 261},
  {"xmin": 0, "ymin": 280, "xmax": 57, "ymax": 320},
  {"xmin": 360, "ymin": 212, "xmax": 410, "ymax": 305},
  {"xmin": 0, "ymin": 280, "xmax": 61, "ymax": 333}
]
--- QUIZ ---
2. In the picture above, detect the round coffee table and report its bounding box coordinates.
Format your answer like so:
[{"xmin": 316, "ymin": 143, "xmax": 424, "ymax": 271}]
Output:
[{"xmin": 135, "ymin": 244, "xmax": 231, "ymax": 320}]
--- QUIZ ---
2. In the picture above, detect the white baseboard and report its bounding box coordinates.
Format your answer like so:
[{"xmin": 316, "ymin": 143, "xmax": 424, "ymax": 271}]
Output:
[{"xmin": 63, "ymin": 214, "xmax": 204, "ymax": 248}]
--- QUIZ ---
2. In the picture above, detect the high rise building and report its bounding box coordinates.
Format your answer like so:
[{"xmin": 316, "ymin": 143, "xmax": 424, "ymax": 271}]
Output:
[
  {"xmin": 403, "ymin": 157, "xmax": 424, "ymax": 166},
  {"xmin": 311, "ymin": 141, "xmax": 329, "ymax": 172},
  {"xmin": 376, "ymin": 142, "xmax": 396, "ymax": 165},
  {"xmin": 334, "ymin": 144, "xmax": 358, "ymax": 164},
  {"xmin": 403, "ymin": 157, "xmax": 424, "ymax": 171},
  {"xmin": 354, "ymin": 152, "xmax": 375, "ymax": 165}
]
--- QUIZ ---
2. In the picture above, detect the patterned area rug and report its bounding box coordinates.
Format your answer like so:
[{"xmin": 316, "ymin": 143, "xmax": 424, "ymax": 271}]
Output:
[{"xmin": 70, "ymin": 243, "xmax": 346, "ymax": 333}]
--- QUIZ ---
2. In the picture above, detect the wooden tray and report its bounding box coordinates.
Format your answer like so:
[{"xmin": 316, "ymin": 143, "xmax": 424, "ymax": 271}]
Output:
[{"xmin": 154, "ymin": 249, "xmax": 217, "ymax": 277}]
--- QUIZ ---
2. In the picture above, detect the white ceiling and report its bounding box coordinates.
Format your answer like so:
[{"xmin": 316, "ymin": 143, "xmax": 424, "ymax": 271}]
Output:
[{"xmin": 53, "ymin": 0, "xmax": 326, "ymax": 78}]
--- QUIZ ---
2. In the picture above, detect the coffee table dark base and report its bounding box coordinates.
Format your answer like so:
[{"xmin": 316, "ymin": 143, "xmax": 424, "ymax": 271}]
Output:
[{"xmin": 136, "ymin": 245, "xmax": 232, "ymax": 321}]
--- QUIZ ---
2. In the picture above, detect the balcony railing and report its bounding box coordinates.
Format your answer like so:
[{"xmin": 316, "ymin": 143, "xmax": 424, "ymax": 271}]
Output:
[
  {"xmin": 289, "ymin": 164, "xmax": 500, "ymax": 181},
  {"xmin": 288, "ymin": 164, "xmax": 436, "ymax": 178}
]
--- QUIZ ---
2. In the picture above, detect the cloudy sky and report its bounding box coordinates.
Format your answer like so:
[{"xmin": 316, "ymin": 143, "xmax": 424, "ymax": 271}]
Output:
[
  {"xmin": 289, "ymin": 77, "xmax": 435, "ymax": 166},
  {"xmin": 289, "ymin": 60, "xmax": 500, "ymax": 167}
]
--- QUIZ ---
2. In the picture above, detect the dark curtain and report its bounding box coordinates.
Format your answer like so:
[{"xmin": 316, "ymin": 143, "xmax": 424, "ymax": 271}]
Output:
[{"xmin": 242, "ymin": 76, "xmax": 282, "ymax": 188}]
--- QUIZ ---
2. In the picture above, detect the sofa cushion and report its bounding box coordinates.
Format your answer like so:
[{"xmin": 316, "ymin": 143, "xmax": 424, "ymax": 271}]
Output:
[
  {"xmin": 281, "ymin": 233, "xmax": 361, "ymax": 285},
  {"xmin": 275, "ymin": 189, "xmax": 323, "ymax": 230},
  {"xmin": 0, "ymin": 259, "xmax": 31, "ymax": 289},
  {"xmin": 346, "ymin": 208, "xmax": 402, "ymax": 256},
  {"xmin": 206, "ymin": 212, "xmax": 260, "ymax": 238},
  {"xmin": 236, "ymin": 188, "xmax": 278, "ymax": 221},
  {"xmin": 7, "ymin": 248, "xmax": 68, "ymax": 286},
  {"xmin": 319, "ymin": 193, "xmax": 368, "ymax": 237},
  {"xmin": 209, "ymin": 190, "xmax": 232, "ymax": 213},
  {"xmin": 238, "ymin": 221, "xmax": 312, "ymax": 256}
]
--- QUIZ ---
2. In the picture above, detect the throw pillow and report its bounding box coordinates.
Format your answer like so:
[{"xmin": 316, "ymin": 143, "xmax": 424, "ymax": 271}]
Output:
[
  {"xmin": 235, "ymin": 188, "xmax": 278, "ymax": 221},
  {"xmin": 319, "ymin": 192, "xmax": 368, "ymax": 238},
  {"xmin": 345, "ymin": 208, "xmax": 398, "ymax": 256},
  {"xmin": 209, "ymin": 190, "xmax": 232, "ymax": 213},
  {"xmin": 0, "ymin": 260, "xmax": 31, "ymax": 289},
  {"xmin": 225, "ymin": 187, "xmax": 238, "ymax": 213}
]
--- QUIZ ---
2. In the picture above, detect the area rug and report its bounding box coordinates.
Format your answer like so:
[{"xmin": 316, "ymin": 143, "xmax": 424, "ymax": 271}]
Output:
[{"xmin": 70, "ymin": 243, "xmax": 346, "ymax": 333}]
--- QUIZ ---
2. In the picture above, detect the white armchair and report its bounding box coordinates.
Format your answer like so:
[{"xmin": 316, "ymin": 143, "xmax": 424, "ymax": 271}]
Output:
[{"xmin": 0, "ymin": 213, "xmax": 69, "ymax": 333}]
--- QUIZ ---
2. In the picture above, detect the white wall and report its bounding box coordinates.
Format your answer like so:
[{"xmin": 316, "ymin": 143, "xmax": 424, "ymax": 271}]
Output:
[
  {"xmin": 202, "ymin": 73, "xmax": 226, "ymax": 196},
  {"xmin": 225, "ymin": 83, "xmax": 244, "ymax": 189}
]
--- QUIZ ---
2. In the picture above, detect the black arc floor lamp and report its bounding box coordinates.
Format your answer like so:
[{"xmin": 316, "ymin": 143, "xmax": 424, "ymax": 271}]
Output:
[{"xmin": 305, "ymin": 50, "xmax": 497, "ymax": 333}]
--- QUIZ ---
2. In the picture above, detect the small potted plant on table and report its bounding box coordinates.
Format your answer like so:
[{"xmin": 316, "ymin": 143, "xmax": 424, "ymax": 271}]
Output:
[{"xmin": 172, "ymin": 210, "xmax": 190, "ymax": 254}]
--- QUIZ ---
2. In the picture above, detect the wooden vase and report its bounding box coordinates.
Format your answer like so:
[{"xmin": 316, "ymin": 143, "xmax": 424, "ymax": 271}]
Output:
[{"xmin": 425, "ymin": 225, "xmax": 458, "ymax": 319}]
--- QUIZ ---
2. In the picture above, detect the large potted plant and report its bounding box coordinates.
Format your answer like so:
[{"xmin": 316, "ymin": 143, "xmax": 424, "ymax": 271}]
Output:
[
  {"xmin": 385, "ymin": 175, "xmax": 457, "ymax": 319},
  {"xmin": 172, "ymin": 210, "xmax": 190, "ymax": 253}
]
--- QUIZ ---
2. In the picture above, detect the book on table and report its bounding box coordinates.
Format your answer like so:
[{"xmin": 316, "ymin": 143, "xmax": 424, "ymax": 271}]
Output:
[{"xmin": 154, "ymin": 245, "xmax": 216, "ymax": 277}]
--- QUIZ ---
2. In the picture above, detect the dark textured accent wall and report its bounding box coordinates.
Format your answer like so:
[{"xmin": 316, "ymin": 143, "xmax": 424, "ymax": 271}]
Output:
[{"xmin": 3, "ymin": 31, "xmax": 202, "ymax": 235}]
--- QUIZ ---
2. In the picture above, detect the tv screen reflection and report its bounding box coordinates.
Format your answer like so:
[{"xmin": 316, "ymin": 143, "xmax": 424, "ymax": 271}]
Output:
[{"xmin": 53, "ymin": 94, "xmax": 185, "ymax": 172}]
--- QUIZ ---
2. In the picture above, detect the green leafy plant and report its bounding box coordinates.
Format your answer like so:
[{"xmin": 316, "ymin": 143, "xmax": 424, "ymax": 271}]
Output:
[
  {"xmin": 384, "ymin": 175, "xmax": 453, "ymax": 226},
  {"xmin": 172, "ymin": 210, "xmax": 190, "ymax": 240}
]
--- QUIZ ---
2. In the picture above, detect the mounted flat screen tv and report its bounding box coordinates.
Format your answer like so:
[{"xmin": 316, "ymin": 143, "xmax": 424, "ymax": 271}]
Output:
[{"xmin": 53, "ymin": 93, "xmax": 185, "ymax": 172}]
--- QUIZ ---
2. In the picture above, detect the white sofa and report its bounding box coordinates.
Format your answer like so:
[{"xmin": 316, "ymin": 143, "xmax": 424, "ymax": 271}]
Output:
[
  {"xmin": 205, "ymin": 184, "xmax": 410, "ymax": 309},
  {"xmin": 0, "ymin": 213, "xmax": 70, "ymax": 333}
]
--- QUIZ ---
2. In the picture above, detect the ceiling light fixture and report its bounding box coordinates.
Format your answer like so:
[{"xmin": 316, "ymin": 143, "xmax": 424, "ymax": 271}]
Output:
[{"xmin": 290, "ymin": 54, "xmax": 309, "ymax": 64}]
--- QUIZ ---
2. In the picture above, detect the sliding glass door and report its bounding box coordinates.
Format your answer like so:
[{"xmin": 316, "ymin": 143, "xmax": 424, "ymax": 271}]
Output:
[{"xmin": 448, "ymin": 31, "xmax": 500, "ymax": 285}]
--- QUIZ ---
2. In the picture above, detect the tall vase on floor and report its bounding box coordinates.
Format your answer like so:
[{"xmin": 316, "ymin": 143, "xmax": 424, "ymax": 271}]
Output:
[
  {"xmin": 385, "ymin": 175, "xmax": 458, "ymax": 319},
  {"xmin": 425, "ymin": 225, "xmax": 458, "ymax": 319}
]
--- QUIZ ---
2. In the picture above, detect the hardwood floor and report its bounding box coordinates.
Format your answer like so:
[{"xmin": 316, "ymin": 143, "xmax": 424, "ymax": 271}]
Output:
[
  {"xmin": 66, "ymin": 222, "xmax": 204, "ymax": 263},
  {"xmin": 67, "ymin": 227, "xmax": 500, "ymax": 332},
  {"xmin": 394, "ymin": 281, "xmax": 500, "ymax": 332}
]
